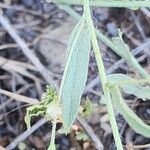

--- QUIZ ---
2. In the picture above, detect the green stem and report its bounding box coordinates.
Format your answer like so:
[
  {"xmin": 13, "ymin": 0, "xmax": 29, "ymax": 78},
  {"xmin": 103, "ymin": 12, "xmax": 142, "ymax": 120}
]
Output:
[
  {"xmin": 53, "ymin": 0, "xmax": 150, "ymax": 8},
  {"xmin": 83, "ymin": 2, "xmax": 107, "ymax": 87},
  {"xmin": 83, "ymin": 0, "xmax": 123, "ymax": 150},
  {"xmin": 48, "ymin": 119, "xmax": 57, "ymax": 150}
]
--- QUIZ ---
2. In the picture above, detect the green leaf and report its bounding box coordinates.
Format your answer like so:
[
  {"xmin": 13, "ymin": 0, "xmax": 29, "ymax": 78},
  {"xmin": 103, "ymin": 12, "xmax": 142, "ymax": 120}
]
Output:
[
  {"xmin": 81, "ymin": 98, "xmax": 94, "ymax": 118},
  {"xmin": 65, "ymin": 20, "xmax": 83, "ymax": 60},
  {"xmin": 110, "ymin": 85, "xmax": 150, "ymax": 137},
  {"xmin": 59, "ymin": 19, "xmax": 91, "ymax": 132},
  {"xmin": 107, "ymin": 74, "xmax": 150, "ymax": 100},
  {"xmin": 112, "ymin": 29, "xmax": 149, "ymax": 78},
  {"xmin": 76, "ymin": 132, "xmax": 88, "ymax": 141},
  {"xmin": 112, "ymin": 30, "xmax": 132, "ymax": 60},
  {"xmin": 25, "ymin": 104, "xmax": 45, "ymax": 129},
  {"xmin": 25, "ymin": 86, "xmax": 59, "ymax": 130}
]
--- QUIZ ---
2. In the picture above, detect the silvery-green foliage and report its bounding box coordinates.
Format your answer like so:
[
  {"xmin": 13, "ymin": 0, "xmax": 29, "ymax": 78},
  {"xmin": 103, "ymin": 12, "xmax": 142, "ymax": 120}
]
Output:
[{"xmin": 59, "ymin": 18, "xmax": 91, "ymax": 132}]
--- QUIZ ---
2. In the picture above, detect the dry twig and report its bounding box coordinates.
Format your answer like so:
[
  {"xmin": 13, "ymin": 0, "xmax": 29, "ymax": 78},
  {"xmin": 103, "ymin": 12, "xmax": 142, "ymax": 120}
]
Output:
[
  {"xmin": 6, "ymin": 118, "xmax": 47, "ymax": 150},
  {"xmin": 0, "ymin": 12, "xmax": 58, "ymax": 89},
  {"xmin": 0, "ymin": 88, "xmax": 39, "ymax": 104},
  {"xmin": 77, "ymin": 116, "xmax": 104, "ymax": 150}
]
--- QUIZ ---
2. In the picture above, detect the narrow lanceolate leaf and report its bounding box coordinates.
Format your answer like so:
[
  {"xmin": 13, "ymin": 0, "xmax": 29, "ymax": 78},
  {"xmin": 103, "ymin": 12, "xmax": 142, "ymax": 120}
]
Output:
[
  {"xmin": 107, "ymin": 74, "xmax": 150, "ymax": 100},
  {"xmin": 65, "ymin": 20, "xmax": 83, "ymax": 60},
  {"xmin": 111, "ymin": 85, "xmax": 150, "ymax": 137},
  {"xmin": 112, "ymin": 29, "xmax": 149, "ymax": 78},
  {"xmin": 59, "ymin": 19, "xmax": 91, "ymax": 132},
  {"xmin": 111, "ymin": 29, "xmax": 132, "ymax": 60}
]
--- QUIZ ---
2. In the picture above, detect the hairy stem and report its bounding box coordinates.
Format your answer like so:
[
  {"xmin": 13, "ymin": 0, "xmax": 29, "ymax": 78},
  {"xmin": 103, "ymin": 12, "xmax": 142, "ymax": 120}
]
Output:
[
  {"xmin": 48, "ymin": 119, "xmax": 57, "ymax": 150},
  {"xmin": 83, "ymin": 0, "xmax": 123, "ymax": 149}
]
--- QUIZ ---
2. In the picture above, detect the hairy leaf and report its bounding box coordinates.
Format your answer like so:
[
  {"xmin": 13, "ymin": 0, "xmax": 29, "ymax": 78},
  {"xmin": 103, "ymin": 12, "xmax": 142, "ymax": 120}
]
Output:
[
  {"xmin": 107, "ymin": 74, "xmax": 150, "ymax": 100},
  {"xmin": 112, "ymin": 30, "xmax": 133, "ymax": 60},
  {"xmin": 111, "ymin": 85, "xmax": 150, "ymax": 137},
  {"xmin": 112, "ymin": 29, "xmax": 149, "ymax": 78},
  {"xmin": 65, "ymin": 20, "xmax": 83, "ymax": 60},
  {"xmin": 59, "ymin": 19, "xmax": 91, "ymax": 132}
]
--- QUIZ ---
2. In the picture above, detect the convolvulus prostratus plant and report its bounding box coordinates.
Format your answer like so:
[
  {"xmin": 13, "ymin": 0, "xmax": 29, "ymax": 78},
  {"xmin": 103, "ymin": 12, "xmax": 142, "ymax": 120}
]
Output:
[{"xmin": 25, "ymin": 0, "xmax": 150, "ymax": 149}]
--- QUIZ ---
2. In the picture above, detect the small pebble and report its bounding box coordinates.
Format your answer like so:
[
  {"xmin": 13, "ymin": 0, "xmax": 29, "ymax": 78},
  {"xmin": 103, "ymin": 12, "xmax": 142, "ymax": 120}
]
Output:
[
  {"xmin": 106, "ymin": 22, "xmax": 118, "ymax": 37},
  {"xmin": 146, "ymin": 108, "xmax": 150, "ymax": 115},
  {"xmin": 93, "ymin": 8, "xmax": 108, "ymax": 21},
  {"xmin": 22, "ymin": 0, "xmax": 34, "ymax": 7},
  {"xmin": 43, "ymin": 3, "xmax": 56, "ymax": 13}
]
